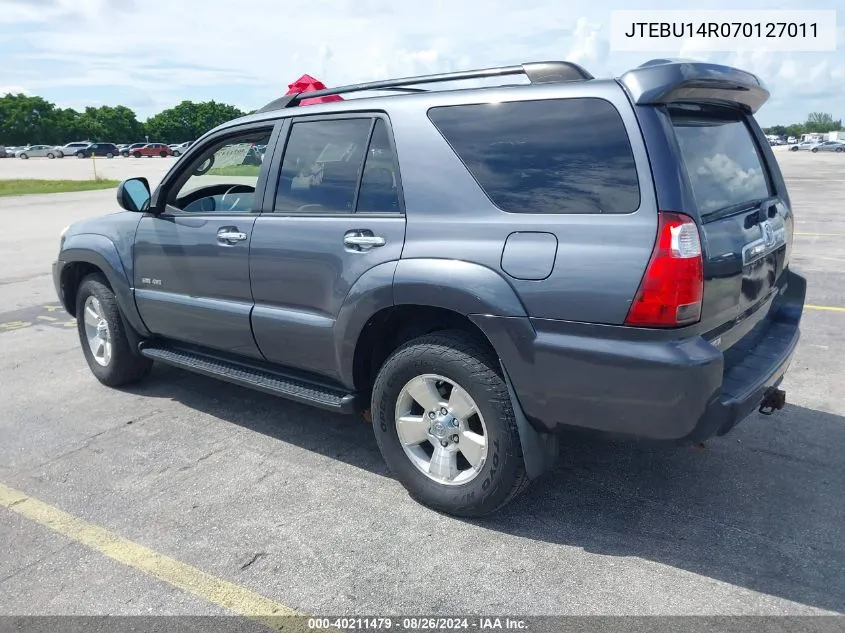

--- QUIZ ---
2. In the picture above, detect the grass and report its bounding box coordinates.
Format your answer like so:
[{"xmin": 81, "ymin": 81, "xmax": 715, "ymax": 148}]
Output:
[
  {"xmin": 206, "ymin": 165, "xmax": 261, "ymax": 177},
  {"xmin": 0, "ymin": 179, "xmax": 120, "ymax": 197}
]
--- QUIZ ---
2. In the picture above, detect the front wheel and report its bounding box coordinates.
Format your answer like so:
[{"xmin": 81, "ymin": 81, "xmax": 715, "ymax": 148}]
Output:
[
  {"xmin": 19, "ymin": 153, "xmax": 28, "ymax": 159},
  {"xmin": 811, "ymin": 148, "xmax": 819, "ymax": 153},
  {"xmin": 106, "ymin": 152, "xmax": 114, "ymax": 158},
  {"xmin": 133, "ymin": 152, "xmax": 141, "ymax": 158},
  {"xmin": 47, "ymin": 152, "xmax": 55, "ymax": 159},
  {"xmin": 75, "ymin": 274, "xmax": 152, "ymax": 387},
  {"xmin": 160, "ymin": 151, "xmax": 167, "ymax": 158},
  {"xmin": 371, "ymin": 330, "xmax": 529, "ymax": 517}
]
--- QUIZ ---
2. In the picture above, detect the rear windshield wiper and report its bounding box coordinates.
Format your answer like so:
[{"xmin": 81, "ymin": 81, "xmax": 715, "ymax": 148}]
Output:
[{"xmin": 701, "ymin": 197, "xmax": 771, "ymax": 223}]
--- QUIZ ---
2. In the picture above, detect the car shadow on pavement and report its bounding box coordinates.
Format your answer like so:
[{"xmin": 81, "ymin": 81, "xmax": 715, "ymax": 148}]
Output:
[{"xmin": 128, "ymin": 365, "xmax": 844, "ymax": 614}]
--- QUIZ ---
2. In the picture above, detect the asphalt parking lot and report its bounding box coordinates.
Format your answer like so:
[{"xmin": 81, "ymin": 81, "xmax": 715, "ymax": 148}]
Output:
[{"xmin": 0, "ymin": 152, "xmax": 843, "ymax": 618}]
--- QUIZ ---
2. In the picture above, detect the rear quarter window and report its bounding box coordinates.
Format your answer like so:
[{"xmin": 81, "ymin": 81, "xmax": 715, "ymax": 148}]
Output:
[{"xmin": 427, "ymin": 97, "xmax": 640, "ymax": 214}]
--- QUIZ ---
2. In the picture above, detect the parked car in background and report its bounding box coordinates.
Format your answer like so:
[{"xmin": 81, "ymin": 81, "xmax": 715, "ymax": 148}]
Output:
[
  {"xmin": 170, "ymin": 141, "xmax": 194, "ymax": 157},
  {"xmin": 0, "ymin": 147, "xmax": 9, "ymax": 158},
  {"xmin": 121, "ymin": 143, "xmax": 148, "ymax": 157},
  {"xmin": 131, "ymin": 143, "xmax": 172, "ymax": 158},
  {"xmin": 814, "ymin": 140, "xmax": 845, "ymax": 153},
  {"xmin": 74, "ymin": 143, "xmax": 120, "ymax": 158},
  {"xmin": 15, "ymin": 144, "xmax": 59, "ymax": 159},
  {"xmin": 56, "ymin": 142, "xmax": 93, "ymax": 158},
  {"xmin": 790, "ymin": 140, "xmax": 821, "ymax": 152}
]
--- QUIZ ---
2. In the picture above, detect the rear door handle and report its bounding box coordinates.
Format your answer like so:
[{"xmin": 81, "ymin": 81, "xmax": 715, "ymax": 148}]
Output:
[
  {"xmin": 344, "ymin": 231, "xmax": 386, "ymax": 250},
  {"xmin": 217, "ymin": 228, "xmax": 248, "ymax": 244}
]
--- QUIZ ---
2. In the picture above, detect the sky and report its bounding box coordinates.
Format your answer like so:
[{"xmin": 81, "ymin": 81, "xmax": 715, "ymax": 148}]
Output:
[{"xmin": 0, "ymin": 0, "xmax": 842, "ymax": 127}]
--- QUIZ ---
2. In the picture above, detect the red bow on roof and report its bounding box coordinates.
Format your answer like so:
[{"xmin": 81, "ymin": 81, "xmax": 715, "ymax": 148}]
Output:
[{"xmin": 285, "ymin": 74, "xmax": 343, "ymax": 105}]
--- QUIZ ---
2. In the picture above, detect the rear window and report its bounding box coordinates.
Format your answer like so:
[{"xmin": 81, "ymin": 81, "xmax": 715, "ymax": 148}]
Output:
[
  {"xmin": 427, "ymin": 98, "xmax": 640, "ymax": 215},
  {"xmin": 670, "ymin": 109, "xmax": 772, "ymax": 215}
]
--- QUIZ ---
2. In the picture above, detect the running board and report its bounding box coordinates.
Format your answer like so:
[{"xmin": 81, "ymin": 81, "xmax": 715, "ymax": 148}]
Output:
[{"xmin": 139, "ymin": 344, "xmax": 358, "ymax": 414}]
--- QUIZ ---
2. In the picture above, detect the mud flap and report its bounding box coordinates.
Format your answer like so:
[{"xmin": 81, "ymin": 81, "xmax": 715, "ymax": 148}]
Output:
[{"xmin": 501, "ymin": 363, "xmax": 559, "ymax": 480}]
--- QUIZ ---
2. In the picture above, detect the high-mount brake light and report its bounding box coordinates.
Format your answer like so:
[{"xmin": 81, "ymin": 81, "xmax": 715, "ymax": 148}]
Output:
[{"xmin": 625, "ymin": 212, "xmax": 704, "ymax": 328}]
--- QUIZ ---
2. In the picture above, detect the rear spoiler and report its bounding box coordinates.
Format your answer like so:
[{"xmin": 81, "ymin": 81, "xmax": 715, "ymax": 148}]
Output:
[{"xmin": 618, "ymin": 59, "xmax": 770, "ymax": 114}]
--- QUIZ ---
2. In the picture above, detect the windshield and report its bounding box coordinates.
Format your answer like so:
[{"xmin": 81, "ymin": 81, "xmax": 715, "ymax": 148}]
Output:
[{"xmin": 670, "ymin": 109, "xmax": 771, "ymax": 216}]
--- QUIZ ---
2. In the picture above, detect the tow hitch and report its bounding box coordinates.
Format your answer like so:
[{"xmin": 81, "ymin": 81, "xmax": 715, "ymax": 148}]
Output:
[{"xmin": 759, "ymin": 387, "xmax": 786, "ymax": 415}]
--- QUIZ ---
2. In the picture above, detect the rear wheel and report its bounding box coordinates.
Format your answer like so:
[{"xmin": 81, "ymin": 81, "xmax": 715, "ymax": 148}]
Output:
[
  {"xmin": 106, "ymin": 152, "xmax": 114, "ymax": 158},
  {"xmin": 75, "ymin": 274, "xmax": 152, "ymax": 387},
  {"xmin": 371, "ymin": 330, "xmax": 529, "ymax": 517},
  {"xmin": 76, "ymin": 152, "xmax": 85, "ymax": 158},
  {"xmin": 19, "ymin": 153, "xmax": 28, "ymax": 159},
  {"xmin": 159, "ymin": 151, "xmax": 167, "ymax": 158},
  {"xmin": 47, "ymin": 152, "xmax": 55, "ymax": 159},
  {"xmin": 811, "ymin": 148, "xmax": 819, "ymax": 153}
]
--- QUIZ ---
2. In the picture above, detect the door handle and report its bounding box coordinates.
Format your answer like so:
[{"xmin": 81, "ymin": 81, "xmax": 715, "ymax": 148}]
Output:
[
  {"xmin": 344, "ymin": 231, "xmax": 386, "ymax": 250},
  {"xmin": 217, "ymin": 228, "xmax": 248, "ymax": 244}
]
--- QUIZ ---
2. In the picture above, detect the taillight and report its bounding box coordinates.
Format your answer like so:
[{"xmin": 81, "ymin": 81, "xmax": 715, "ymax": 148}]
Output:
[{"xmin": 625, "ymin": 211, "xmax": 704, "ymax": 328}]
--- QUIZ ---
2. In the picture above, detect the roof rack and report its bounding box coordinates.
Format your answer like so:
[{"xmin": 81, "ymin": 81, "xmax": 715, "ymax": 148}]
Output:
[{"xmin": 256, "ymin": 61, "xmax": 593, "ymax": 113}]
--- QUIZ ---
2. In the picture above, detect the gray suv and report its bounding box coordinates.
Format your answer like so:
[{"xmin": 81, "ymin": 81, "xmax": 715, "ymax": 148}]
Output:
[{"xmin": 53, "ymin": 59, "xmax": 805, "ymax": 516}]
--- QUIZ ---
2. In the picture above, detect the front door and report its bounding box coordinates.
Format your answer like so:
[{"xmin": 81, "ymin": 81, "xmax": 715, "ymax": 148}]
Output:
[
  {"xmin": 250, "ymin": 115, "xmax": 406, "ymax": 379},
  {"xmin": 134, "ymin": 124, "xmax": 276, "ymax": 358}
]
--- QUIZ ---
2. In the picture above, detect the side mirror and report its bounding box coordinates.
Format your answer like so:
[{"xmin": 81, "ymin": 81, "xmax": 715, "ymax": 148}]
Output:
[{"xmin": 116, "ymin": 177, "xmax": 151, "ymax": 212}]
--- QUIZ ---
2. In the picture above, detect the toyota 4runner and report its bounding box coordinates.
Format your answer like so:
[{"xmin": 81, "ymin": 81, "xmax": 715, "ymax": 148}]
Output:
[{"xmin": 53, "ymin": 59, "xmax": 806, "ymax": 516}]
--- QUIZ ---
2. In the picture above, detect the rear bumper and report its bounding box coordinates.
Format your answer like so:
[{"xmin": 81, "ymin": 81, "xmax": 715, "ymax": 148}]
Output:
[{"xmin": 472, "ymin": 269, "xmax": 805, "ymax": 443}]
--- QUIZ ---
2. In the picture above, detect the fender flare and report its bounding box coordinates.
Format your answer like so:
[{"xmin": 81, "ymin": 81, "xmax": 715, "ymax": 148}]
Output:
[
  {"xmin": 393, "ymin": 258, "xmax": 528, "ymax": 317},
  {"xmin": 58, "ymin": 234, "xmax": 149, "ymax": 336},
  {"xmin": 334, "ymin": 258, "xmax": 555, "ymax": 476}
]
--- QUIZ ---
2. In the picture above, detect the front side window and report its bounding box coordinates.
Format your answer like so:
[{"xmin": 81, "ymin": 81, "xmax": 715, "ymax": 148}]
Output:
[
  {"xmin": 670, "ymin": 108, "xmax": 772, "ymax": 216},
  {"xmin": 275, "ymin": 118, "xmax": 372, "ymax": 214},
  {"xmin": 167, "ymin": 127, "xmax": 273, "ymax": 214},
  {"xmin": 427, "ymin": 98, "xmax": 640, "ymax": 215}
]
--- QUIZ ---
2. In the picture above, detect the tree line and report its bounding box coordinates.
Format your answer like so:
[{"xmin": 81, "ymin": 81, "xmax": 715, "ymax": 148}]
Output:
[
  {"xmin": 763, "ymin": 112, "xmax": 843, "ymax": 138},
  {"xmin": 2, "ymin": 92, "xmax": 842, "ymax": 147},
  {"xmin": 0, "ymin": 93, "xmax": 247, "ymax": 146}
]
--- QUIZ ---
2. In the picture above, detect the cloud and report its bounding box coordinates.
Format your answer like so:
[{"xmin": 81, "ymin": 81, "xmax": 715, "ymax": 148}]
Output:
[{"xmin": 0, "ymin": 0, "xmax": 841, "ymax": 125}]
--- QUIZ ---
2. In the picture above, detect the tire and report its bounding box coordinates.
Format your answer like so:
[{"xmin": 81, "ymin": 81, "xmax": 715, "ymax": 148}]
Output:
[
  {"xmin": 76, "ymin": 152, "xmax": 85, "ymax": 158},
  {"xmin": 106, "ymin": 152, "xmax": 114, "ymax": 158},
  {"xmin": 811, "ymin": 148, "xmax": 818, "ymax": 153},
  {"xmin": 173, "ymin": 150, "xmax": 181, "ymax": 157},
  {"xmin": 836, "ymin": 148, "xmax": 844, "ymax": 153},
  {"xmin": 133, "ymin": 151, "xmax": 141, "ymax": 158},
  {"xmin": 791, "ymin": 146, "xmax": 798, "ymax": 151},
  {"xmin": 19, "ymin": 153, "xmax": 28, "ymax": 159},
  {"xmin": 47, "ymin": 152, "xmax": 55, "ymax": 159},
  {"xmin": 159, "ymin": 151, "xmax": 167, "ymax": 158},
  {"xmin": 121, "ymin": 152, "xmax": 129, "ymax": 158},
  {"xmin": 371, "ymin": 330, "xmax": 529, "ymax": 517},
  {"xmin": 75, "ymin": 274, "xmax": 152, "ymax": 387}
]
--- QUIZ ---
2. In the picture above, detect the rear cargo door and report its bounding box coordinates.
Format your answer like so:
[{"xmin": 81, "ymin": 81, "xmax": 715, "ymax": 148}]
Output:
[{"xmin": 668, "ymin": 105, "xmax": 793, "ymax": 342}]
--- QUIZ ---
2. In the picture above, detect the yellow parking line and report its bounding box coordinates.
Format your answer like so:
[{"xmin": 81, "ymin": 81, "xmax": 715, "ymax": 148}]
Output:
[
  {"xmin": 805, "ymin": 304, "xmax": 845, "ymax": 313},
  {"xmin": 0, "ymin": 482, "xmax": 298, "ymax": 628}
]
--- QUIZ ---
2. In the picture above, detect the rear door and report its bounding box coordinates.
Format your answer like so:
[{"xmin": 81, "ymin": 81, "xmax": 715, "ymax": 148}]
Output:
[
  {"xmin": 249, "ymin": 114, "xmax": 406, "ymax": 380},
  {"xmin": 667, "ymin": 105, "xmax": 793, "ymax": 344}
]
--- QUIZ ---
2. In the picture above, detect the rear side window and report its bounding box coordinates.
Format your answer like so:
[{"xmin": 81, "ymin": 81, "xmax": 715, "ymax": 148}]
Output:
[
  {"xmin": 670, "ymin": 109, "xmax": 772, "ymax": 215},
  {"xmin": 427, "ymin": 98, "xmax": 640, "ymax": 214}
]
